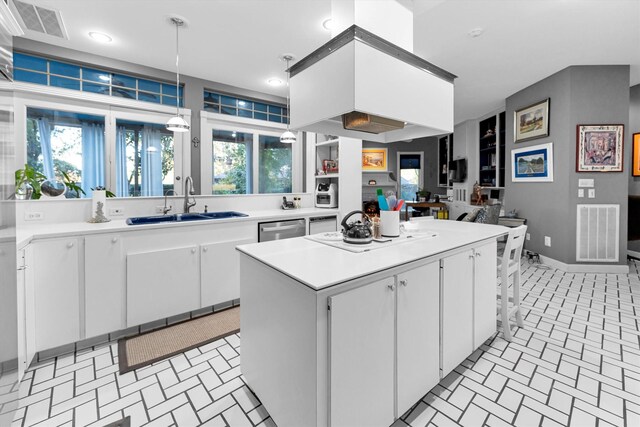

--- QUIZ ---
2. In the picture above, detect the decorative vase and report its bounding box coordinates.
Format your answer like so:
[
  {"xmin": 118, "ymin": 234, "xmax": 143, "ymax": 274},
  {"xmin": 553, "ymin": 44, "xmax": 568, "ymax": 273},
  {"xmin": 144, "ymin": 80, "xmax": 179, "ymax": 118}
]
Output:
[{"xmin": 15, "ymin": 182, "xmax": 33, "ymax": 200}]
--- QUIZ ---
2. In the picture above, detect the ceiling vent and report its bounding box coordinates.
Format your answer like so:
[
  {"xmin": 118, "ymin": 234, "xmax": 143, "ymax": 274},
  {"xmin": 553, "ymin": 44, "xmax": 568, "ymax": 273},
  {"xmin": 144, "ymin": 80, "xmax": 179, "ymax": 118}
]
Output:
[
  {"xmin": 11, "ymin": 0, "xmax": 68, "ymax": 39},
  {"xmin": 342, "ymin": 112, "xmax": 404, "ymax": 134}
]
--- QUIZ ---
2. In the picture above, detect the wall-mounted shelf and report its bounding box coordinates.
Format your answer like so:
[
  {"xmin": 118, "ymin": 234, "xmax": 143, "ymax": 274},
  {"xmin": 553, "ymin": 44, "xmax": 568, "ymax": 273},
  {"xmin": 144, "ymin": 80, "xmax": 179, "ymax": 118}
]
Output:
[
  {"xmin": 316, "ymin": 139, "xmax": 339, "ymax": 147},
  {"xmin": 316, "ymin": 174, "xmax": 339, "ymax": 179}
]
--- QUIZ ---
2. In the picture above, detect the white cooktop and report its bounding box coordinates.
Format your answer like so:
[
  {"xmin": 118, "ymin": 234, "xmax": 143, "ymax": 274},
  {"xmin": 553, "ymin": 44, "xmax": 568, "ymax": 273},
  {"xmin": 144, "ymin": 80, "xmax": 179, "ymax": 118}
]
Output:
[{"xmin": 305, "ymin": 230, "xmax": 438, "ymax": 253}]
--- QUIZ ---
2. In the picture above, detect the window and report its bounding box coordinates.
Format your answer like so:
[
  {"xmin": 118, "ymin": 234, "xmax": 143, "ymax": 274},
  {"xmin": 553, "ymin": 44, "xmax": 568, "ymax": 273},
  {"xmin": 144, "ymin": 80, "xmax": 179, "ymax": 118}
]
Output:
[
  {"xmin": 398, "ymin": 153, "xmax": 423, "ymax": 201},
  {"xmin": 115, "ymin": 120, "xmax": 174, "ymax": 197},
  {"xmin": 211, "ymin": 130, "xmax": 253, "ymax": 194},
  {"xmin": 26, "ymin": 107, "xmax": 105, "ymax": 198},
  {"xmin": 203, "ymin": 90, "xmax": 287, "ymax": 124},
  {"xmin": 259, "ymin": 135, "xmax": 292, "ymax": 193},
  {"xmin": 14, "ymin": 52, "xmax": 183, "ymax": 107}
]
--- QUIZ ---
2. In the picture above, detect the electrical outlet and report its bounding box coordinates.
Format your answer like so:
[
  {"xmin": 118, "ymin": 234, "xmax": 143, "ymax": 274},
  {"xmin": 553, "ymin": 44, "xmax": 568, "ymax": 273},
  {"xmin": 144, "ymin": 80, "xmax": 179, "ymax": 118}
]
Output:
[
  {"xmin": 588, "ymin": 188, "xmax": 595, "ymax": 198},
  {"xmin": 24, "ymin": 212, "xmax": 44, "ymax": 221},
  {"xmin": 109, "ymin": 208, "xmax": 124, "ymax": 216},
  {"xmin": 544, "ymin": 236, "xmax": 551, "ymax": 247},
  {"xmin": 578, "ymin": 189, "xmax": 584, "ymax": 198},
  {"xmin": 526, "ymin": 233, "xmax": 531, "ymax": 241}
]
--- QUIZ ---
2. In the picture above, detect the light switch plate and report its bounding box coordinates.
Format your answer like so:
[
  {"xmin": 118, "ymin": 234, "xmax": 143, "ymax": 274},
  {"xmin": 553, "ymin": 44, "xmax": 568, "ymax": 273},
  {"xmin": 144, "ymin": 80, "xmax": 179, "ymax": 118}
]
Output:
[
  {"xmin": 109, "ymin": 208, "xmax": 124, "ymax": 216},
  {"xmin": 588, "ymin": 189, "xmax": 596, "ymax": 198},
  {"xmin": 578, "ymin": 189, "xmax": 584, "ymax": 198},
  {"xmin": 544, "ymin": 236, "xmax": 551, "ymax": 247},
  {"xmin": 579, "ymin": 179, "xmax": 595, "ymax": 188}
]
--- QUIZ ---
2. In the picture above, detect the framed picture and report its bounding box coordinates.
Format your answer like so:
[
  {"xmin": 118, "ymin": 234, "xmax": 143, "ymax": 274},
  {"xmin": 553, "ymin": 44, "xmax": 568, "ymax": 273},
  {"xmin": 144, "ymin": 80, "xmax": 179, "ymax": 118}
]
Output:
[
  {"xmin": 633, "ymin": 133, "xmax": 640, "ymax": 177},
  {"xmin": 576, "ymin": 124, "xmax": 624, "ymax": 172},
  {"xmin": 511, "ymin": 142, "xmax": 554, "ymax": 182},
  {"xmin": 362, "ymin": 148, "xmax": 387, "ymax": 171},
  {"xmin": 514, "ymin": 98, "xmax": 550, "ymax": 142}
]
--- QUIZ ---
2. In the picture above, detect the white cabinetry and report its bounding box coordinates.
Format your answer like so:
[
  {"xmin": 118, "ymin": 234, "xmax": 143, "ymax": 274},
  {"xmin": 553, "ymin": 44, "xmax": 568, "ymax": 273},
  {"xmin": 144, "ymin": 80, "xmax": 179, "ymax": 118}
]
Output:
[
  {"xmin": 127, "ymin": 246, "xmax": 200, "ymax": 327},
  {"xmin": 201, "ymin": 237, "xmax": 255, "ymax": 307},
  {"xmin": 441, "ymin": 242, "xmax": 497, "ymax": 377},
  {"xmin": 16, "ymin": 245, "xmax": 35, "ymax": 381},
  {"xmin": 32, "ymin": 238, "xmax": 81, "ymax": 352},
  {"xmin": 329, "ymin": 277, "xmax": 395, "ymax": 427},
  {"xmin": 329, "ymin": 262, "xmax": 440, "ymax": 426},
  {"xmin": 473, "ymin": 241, "xmax": 498, "ymax": 347},
  {"xmin": 85, "ymin": 234, "xmax": 125, "ymax": 338}
]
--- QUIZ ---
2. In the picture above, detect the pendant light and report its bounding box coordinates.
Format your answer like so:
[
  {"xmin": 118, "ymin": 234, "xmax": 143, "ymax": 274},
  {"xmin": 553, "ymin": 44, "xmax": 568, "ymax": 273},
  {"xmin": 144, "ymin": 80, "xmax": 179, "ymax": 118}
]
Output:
[
  {"xmin": 280, "ymin": 55, "xmax": 296, "ymax": 144},
  {"xmin": 166, "ymin": 17, "xmax": 189, "ymax": 133}
]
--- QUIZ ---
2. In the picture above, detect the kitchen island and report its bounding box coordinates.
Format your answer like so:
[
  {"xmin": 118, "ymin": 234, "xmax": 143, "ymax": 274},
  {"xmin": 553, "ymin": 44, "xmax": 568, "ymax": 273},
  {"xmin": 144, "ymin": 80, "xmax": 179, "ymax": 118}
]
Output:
[{"xmin": 237, "ymin": 220, "xmax": 508, "ymax": 427}]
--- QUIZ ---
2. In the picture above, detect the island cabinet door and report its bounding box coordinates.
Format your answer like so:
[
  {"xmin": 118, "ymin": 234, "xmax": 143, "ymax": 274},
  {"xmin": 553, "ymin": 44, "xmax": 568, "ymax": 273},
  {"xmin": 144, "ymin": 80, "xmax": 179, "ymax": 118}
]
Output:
[
  {"xmin": 441, "ymin": 249, "xmax": 474, "ymax": 377},
  {"xmin": 329, "ymin": 277, "xmax": 396, "ymax": 427},
  {"xmin": 473, "ymin": 240, "xmax": 498, "ymax": 348},
  {"xmin": 396, "ymin": 261, "xmax": 440, "ymax": 415},
  {"xmin": 201, "ymin": 237, "xmax": 255, "ymax": 308}
]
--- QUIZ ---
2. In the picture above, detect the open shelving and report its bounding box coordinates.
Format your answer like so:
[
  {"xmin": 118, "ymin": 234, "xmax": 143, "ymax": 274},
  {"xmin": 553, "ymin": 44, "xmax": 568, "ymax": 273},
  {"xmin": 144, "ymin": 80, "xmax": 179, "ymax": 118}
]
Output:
[{"xmin": 477, "ymin": 112, "xmax": 505, "ymax": 188}]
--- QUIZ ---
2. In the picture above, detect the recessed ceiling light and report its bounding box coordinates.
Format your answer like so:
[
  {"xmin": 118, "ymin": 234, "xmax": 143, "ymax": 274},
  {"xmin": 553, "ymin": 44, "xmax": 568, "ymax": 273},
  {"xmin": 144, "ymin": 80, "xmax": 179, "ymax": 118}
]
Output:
[
  {"xmin": 322, "ymin": 18, "xmax": 333, "ymax": 31},
  {"xmin": 89, "ymin": 32, "xmax": 112, "ymax": 43},
  {"xmin": 267, "ymin": 78, "xmax": 283, "ymax": 86},
  {"xmin": 467, "ymin": 27, "xmax": 484, "ymax": 38}
]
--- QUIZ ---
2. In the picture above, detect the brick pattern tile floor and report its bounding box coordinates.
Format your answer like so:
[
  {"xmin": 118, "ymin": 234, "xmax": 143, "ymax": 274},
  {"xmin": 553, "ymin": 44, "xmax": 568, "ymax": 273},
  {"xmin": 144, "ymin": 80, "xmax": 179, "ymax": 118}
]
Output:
[{"xmin": 6, "ymin": 259, "xmax": 640, "ymax": 427}]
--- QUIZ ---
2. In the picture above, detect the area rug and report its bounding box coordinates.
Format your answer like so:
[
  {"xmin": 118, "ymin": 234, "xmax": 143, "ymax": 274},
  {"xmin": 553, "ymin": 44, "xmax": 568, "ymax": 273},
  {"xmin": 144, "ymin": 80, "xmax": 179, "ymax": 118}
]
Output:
[{"xmin": 118, "ymin": 306, "xmax": 240, "ymax": 374}]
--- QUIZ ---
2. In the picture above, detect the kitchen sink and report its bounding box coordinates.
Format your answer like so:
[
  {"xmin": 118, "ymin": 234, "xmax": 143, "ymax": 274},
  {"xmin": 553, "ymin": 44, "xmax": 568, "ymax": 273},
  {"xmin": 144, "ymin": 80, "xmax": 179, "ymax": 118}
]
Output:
[{"xmin": 126, "ymin": 211, "xmax": 248, "ymax": 225}]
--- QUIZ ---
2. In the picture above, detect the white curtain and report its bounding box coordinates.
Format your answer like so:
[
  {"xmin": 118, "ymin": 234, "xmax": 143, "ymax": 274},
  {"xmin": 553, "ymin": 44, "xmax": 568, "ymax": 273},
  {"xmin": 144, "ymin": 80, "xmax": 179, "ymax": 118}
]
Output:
[
  {"xmin": 140, "ymin": 126, "xmax": 163, "ymax": 196},
  {"xmin": 81, "ymin": 122, "xmax": 105, "ymax": 197},
  {"xmin": 115, "ymin": 126, "xmax": 128, "ymax": 197},
  {"xmin": 36, "ymin": 118, "xmax": 55, "ymax": 180}
]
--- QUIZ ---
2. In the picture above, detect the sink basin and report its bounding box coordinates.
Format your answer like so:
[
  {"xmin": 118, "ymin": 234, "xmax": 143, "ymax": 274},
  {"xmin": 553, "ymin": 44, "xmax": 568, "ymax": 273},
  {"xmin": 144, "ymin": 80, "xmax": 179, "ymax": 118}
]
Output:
[{"xmin": 126, "ymin": 211, "xmax": 248, "ymax": 225}]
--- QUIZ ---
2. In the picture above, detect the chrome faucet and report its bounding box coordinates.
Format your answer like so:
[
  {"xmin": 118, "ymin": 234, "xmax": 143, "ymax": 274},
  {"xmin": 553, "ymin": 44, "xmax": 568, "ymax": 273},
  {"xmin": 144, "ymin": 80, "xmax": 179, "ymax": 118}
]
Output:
[
  {"xmin": 163, "ymin": 189, "xmax": 177, "ymax": 214},
  {"xmin": 184, "ymin": 176, "xmax": 196, "ymax": 213}
]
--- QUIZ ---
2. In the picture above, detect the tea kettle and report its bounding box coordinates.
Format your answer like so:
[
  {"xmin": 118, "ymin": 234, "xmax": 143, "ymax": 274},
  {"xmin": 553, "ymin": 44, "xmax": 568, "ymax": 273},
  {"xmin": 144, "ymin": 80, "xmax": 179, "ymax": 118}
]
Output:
[{"xmin": 341, "ymin": 210, "xmax": 373, "ymax": 244}]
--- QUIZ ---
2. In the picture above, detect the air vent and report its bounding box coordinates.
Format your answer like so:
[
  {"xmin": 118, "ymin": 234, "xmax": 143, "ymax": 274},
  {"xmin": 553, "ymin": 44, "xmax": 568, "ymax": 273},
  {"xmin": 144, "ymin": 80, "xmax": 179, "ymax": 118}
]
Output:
[
  {"xmin": 11, "ymin": 0, "xmax": 67, "ymax": 39},
  {"xmin": 342, "ymin": 112, "xmax": 405, "ymax": 134},
  {"xmin": 576, "ymin": 204, "xmax": 619, "ymax": 262}
]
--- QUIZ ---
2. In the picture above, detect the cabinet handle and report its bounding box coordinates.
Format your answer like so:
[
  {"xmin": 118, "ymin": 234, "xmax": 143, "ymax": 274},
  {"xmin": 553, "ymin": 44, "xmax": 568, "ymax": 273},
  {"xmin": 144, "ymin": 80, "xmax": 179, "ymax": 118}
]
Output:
[
  {"xmin": 388, "ymin": 284, "xmax": 395, "ymax": 291},
  {"xmin": 67, "ymin": 242, "xmax": 74, "ymax": 248},
  {"xmin": 400, "ymin": 279, "xmax": 407, "ymax": 287},
  {"xmin": 203, "ymin": 247, "xmax": 208, "ymax": 252},
  {"xmin": 475, "ymin": 252, "xmax": 481, "ymax": 257},
  {"xmin": 468, "ymin": 254, "xmax": 474, "ymax": 259},
  {"xmin": 191, "ymin": 248, "xmax": 197, "ymax": 254},
  {"xmin": 111, "ymin": 237, "xmax": 118, "ymax": 243}
]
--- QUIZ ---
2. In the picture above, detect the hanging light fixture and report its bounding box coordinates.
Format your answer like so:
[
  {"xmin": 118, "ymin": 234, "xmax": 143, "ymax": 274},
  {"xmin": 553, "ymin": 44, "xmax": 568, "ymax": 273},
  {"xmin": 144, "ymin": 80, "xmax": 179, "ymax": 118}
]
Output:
[
  {"xmin": 280, "ymin": 54, "xmax": 296, "ymax": 144},
  {"xmin": 166, "ymin": 17, "xmax": 190, "ymax": 133}
]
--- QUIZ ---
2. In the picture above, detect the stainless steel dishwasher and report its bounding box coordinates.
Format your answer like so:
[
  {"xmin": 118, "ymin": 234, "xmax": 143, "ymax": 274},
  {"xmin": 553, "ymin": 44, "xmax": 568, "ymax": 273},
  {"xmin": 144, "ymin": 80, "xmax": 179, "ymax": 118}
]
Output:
[{"xmin": 258, "ymin": 218, "xmax": 306, "ymax": 242}]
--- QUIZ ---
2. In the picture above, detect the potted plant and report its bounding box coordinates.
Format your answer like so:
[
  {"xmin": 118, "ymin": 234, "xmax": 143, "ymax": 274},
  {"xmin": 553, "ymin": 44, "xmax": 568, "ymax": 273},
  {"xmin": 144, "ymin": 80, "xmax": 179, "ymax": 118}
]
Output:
[
  {"xmin": 14, "ymin": 164, "xmax": 46, "ymax": 199},
  {"xmin": 60, "ymin": 171, "xmax": 86, "ymax": 198},
  {"xmin": 415, "ymin": 188, "xmax": 431, "ymax": 202}
]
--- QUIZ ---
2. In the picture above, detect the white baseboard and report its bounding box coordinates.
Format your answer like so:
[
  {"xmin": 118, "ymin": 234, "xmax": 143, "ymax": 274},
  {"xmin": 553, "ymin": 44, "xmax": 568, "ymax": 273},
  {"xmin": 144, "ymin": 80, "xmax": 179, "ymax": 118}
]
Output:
[
  {"xmin": 537, "ymin": 254, "xmax": 630, "ymax": 274},
  {"xmin": 627, "ymin": 250, "xmax": 640, "ymax": 260}
]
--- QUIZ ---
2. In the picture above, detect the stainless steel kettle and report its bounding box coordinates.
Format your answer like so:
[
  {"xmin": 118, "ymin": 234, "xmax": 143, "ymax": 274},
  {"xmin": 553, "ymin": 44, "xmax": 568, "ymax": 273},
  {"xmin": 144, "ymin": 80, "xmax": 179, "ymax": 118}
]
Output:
[{"xmin": 341, "ymin": 210, "xmax": 373, "ymax": 244}]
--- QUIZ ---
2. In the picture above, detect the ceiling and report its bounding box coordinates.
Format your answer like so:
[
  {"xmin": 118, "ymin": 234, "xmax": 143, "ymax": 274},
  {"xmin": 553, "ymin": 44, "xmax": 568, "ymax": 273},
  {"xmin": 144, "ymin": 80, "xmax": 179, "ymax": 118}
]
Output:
[{"xmin": 12, "ymin": 0, "xmax": 640, "ymax": 126}]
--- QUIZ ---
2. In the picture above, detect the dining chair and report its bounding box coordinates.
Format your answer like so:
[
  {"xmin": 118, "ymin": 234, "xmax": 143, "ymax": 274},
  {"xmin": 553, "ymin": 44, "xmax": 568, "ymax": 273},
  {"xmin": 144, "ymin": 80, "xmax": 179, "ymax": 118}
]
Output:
[{"xmin": 497, "ymin": 225, "xmax": 528, "ymax": 341}]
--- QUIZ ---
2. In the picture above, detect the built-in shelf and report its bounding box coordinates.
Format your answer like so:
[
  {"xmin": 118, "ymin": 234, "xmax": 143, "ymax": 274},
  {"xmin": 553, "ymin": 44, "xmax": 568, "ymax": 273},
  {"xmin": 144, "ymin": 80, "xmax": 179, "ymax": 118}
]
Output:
[
  {"xmin": 363, "ymin": 170, "xmax": 390, "ymax": 173},
  {"xmin": 316, "ymin": 174, "xmax": 339, "ymax": 179},
  {"xmin": 316, "ymin": 139, "xmax": 339, "ymax": 147}
]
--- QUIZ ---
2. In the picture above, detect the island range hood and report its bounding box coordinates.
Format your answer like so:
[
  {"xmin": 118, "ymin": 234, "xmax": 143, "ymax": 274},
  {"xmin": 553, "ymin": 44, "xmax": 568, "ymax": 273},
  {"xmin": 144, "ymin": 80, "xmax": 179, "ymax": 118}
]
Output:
[{"xmin": 289, "ymin": 25, "xmax": 456, "ymax": 143}]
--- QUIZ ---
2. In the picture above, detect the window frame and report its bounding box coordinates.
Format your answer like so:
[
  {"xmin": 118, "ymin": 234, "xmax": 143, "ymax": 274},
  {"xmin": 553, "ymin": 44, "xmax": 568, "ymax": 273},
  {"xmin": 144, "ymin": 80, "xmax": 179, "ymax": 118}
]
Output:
[
  {"xmin": 200, "ymin": 111, "xmax": 302, "ymax": 195},
  {"xmin": 14, "ymin": 91, "xmax": 191, "ymax": 197},
  {"xmin": 397, "ymin": 151, "xmax": 424, "ymax": 201}
]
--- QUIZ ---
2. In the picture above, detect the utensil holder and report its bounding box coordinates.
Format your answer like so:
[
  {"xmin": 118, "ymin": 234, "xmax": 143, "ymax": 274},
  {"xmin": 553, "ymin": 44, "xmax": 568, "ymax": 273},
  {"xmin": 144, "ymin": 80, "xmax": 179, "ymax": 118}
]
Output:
[{"xmin": 380, "ymin": 210, "xmax": 400, "ymax": 237}]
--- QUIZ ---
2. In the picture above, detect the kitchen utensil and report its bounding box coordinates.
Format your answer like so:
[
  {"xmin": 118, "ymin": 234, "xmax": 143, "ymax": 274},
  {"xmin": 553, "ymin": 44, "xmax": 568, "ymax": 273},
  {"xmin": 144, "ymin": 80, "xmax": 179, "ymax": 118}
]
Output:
[
  {"xmin": 395, "ymin": 199, "xmax": 404, "ymax": 211},
  {"xmin": 386, "ymin": 195, "xmax": 396, "ymax": 210},
  {"xmin": 377, "ymin": 188, "xmax": 389, "ymax": 211},
  {"xmin": 340, "ymin": 210, "xmax": 373, "ymax": 244}
]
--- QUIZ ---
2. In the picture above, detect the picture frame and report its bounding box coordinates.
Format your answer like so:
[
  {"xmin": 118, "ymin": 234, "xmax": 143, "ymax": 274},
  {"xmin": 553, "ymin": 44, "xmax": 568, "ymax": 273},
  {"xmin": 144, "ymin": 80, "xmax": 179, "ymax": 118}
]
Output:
[
  {"xmin": 511, "ymin": 142, "xmax": 554, "ymax": 182},
  {"xmin": 576, "ymin": 124, "xmax": 624, "ymax": 172},
  {"xmin": 633, "ymin": 133, "xmax": 640, "ymax": 177},
  {"xmin": 514, "ymin": 98, "xmax": 550, "ymax": 143},
  {"xmin": 362, "ymin": 148, "xmax": 387, "ymax": 171}
]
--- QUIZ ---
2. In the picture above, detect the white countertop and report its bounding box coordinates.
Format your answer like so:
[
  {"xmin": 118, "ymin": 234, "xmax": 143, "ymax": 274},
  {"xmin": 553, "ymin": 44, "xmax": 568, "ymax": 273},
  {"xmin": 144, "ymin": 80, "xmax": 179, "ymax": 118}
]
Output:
[
  {"xmin": 237, "ymin": 221, "xmax": 509, "ymax": 290},
  {"xmin": 16, "ymin": 208, "xmax": 338, "ymax": 249}
]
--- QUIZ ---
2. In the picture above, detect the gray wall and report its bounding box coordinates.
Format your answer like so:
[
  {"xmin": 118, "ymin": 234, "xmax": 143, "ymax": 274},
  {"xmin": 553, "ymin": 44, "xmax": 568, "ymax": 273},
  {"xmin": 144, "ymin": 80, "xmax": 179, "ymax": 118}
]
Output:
[
  {"xmin": 13, "ymin": 38, "xmax": 287, "ymax": 193},
  {"xmin": 505, "ymin": 65, "xmax": 630, "ymax": 265},
  {"xmin": 363, "ymin": 136, "xmax": 440, "ymax": 199}
]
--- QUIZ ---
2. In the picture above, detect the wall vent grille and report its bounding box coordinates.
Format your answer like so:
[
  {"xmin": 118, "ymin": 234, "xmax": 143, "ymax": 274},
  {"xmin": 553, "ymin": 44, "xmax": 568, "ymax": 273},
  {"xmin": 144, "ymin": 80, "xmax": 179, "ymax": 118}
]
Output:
[
  {"xmin": 11, "ymin": 0, "xmax": 67, "ymax": 39},
  {"xmin": 576, "ymin": 204, "xmax": 619, "ymax": 262}
]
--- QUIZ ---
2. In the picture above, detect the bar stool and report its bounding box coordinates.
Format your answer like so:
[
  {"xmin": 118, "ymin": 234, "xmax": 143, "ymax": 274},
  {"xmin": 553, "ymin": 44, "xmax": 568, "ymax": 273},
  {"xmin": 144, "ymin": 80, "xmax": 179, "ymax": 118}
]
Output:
[{"xmin": 497, "ymin": 225, "xmax": 528, "ymax": 341}]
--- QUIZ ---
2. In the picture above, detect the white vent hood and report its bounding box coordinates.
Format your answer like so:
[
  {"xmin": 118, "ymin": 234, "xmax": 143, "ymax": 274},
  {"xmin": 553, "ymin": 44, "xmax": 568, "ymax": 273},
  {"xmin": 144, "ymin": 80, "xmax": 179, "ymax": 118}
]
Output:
[{"xmin": 289, "ymin": 25, "xmax": 456, "ymax": 143}]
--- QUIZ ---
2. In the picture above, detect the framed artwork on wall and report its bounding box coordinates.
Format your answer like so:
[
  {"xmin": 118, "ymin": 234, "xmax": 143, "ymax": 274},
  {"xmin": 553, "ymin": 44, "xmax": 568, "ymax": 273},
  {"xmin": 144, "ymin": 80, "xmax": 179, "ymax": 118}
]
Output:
[
  {"xmin": 362, "ymin": 148, "xmax": 387, "ymax": 171},
  {"xmin": 514, "ymin": 98, "xmax": 550, "ymax": 143},
  {"xmin": 511, "ymin": 142, "xmax": 554, "ymax": 182},
  {"xmin": 576, "ymin": 124, "xmax": 624, "ymax": 172},
  {"xmin": 633, "ymin": 133, "xmax": 640, "ymax": 177}
]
